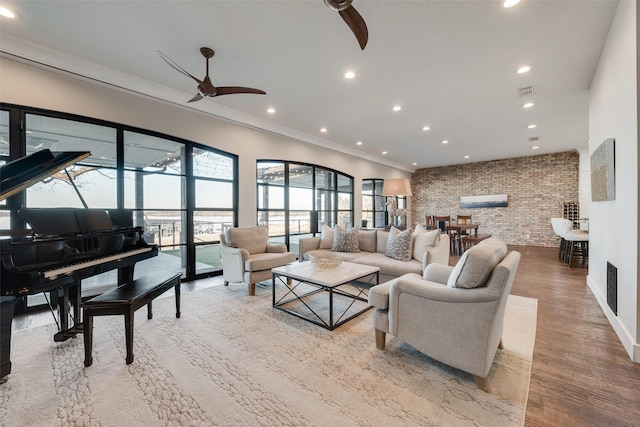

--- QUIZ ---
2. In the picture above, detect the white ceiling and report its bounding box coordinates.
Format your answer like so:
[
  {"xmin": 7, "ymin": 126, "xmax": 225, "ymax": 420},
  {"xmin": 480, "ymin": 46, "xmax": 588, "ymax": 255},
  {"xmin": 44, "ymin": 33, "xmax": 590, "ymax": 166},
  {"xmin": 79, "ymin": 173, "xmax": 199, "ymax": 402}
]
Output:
[{"xmin": 0, "ymin": 0, "xmax": 618, "ymax": 171}]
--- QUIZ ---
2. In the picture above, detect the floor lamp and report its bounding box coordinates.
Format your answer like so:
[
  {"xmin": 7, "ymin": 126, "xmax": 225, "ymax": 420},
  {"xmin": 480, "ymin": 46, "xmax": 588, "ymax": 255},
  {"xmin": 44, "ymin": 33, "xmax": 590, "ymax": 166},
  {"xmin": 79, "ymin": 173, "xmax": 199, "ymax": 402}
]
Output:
[{"xmin": 381, "ymin": 178, "xmax": 412, "ymax": 227}]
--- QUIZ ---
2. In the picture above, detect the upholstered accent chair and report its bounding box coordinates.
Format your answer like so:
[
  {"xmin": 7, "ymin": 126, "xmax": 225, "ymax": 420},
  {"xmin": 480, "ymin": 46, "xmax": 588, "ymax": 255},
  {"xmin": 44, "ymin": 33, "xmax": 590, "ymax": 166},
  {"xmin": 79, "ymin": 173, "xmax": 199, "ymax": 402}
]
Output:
[
  {"xmin": 219, "ymin": 226, "xmax": 296, "ymax": 296},
  {"xmin": 368, "ymin": 239, "xmax": 521, "ymax": 392}
]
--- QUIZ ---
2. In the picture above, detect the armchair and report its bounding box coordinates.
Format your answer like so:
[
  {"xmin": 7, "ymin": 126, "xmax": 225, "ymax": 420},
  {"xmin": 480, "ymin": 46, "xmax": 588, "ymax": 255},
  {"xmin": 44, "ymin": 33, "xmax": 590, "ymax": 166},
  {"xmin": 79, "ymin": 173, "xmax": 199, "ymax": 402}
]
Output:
[
  {"xmin": 220, "ymin": 226, "xmax": 296, "ymax": 296},
  {"xmin": 368, "ymin": 239, "xmax": 520, "ymax": 392}
]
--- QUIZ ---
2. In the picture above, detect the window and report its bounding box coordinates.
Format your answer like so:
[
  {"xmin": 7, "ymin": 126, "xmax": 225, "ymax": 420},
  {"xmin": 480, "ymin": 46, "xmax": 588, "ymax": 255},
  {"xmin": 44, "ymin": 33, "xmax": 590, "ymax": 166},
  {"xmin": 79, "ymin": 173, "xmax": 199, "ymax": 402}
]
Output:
[
  {"xmin": 362, "ymin": 179, "xmax": 387, "ymax": 228},
  {"xmin": 257, "ymin": 161, "xmax": 353, "ymax": 254},
  {"xmin": 25, "ymin": 114, "xmax": 118, "ymax": 208},
  {"xmin": 0, "ymin": 109, "xmax": 9, "ymax": 225},
  {"xmin": 1, "ymin": 104, "xmax": 237, "ymax": 312},
  {"xmin": 192, "ymin": 147, "xmax": 236, "ymax": 275}
]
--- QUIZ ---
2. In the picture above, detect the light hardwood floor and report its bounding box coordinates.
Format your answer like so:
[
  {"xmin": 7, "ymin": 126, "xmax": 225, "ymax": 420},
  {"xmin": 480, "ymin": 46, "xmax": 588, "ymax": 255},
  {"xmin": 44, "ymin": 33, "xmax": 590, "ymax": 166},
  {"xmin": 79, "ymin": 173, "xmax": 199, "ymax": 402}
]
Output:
[
  {"xmin": 11, "ymin": 245, "xmax": 640, "ymax": 425},
  {"xmin": 504, "ymin": 245, "xmax": 640, "ymax": 426}
]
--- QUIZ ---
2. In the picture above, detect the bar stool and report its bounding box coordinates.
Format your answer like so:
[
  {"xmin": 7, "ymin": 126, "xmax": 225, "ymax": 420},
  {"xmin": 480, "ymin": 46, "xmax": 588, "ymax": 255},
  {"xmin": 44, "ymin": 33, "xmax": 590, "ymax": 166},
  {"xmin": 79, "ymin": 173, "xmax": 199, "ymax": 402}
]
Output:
[
  {"xmin": 563, "ymin": 227, "xmax": 589, "ymax": 268},
  {"xmin": 551, "ymin": 218, "xmax": 568, "ymax": 260},
  {"xmin": 552, "ymin": 218, "xmax": 588, "ymax": 267}
]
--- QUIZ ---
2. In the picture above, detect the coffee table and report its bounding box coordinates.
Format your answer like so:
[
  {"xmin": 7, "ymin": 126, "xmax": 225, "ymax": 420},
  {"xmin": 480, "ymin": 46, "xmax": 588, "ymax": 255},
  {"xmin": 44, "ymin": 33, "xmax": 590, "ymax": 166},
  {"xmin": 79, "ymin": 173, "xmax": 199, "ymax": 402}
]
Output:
[{"xmin": 272, "ymin": 261, "xmax": 379, "ymax": 330}]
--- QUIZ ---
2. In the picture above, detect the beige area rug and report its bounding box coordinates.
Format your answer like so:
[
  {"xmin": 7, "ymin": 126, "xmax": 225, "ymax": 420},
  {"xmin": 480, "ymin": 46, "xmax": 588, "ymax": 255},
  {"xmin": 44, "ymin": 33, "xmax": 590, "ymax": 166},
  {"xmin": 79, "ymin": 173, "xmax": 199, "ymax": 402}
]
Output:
[{"xmin": 0, "ymin": 284, "xmax": 537, "ymax": 427}]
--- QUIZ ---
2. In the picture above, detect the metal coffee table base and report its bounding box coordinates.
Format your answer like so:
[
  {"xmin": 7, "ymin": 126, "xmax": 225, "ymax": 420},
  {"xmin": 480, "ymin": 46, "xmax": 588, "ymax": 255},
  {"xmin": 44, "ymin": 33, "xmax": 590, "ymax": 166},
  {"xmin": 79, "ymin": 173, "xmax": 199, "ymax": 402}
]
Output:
[{"xmin": 272, "ymin": 270, "xmax": 378, "ymax": 330}]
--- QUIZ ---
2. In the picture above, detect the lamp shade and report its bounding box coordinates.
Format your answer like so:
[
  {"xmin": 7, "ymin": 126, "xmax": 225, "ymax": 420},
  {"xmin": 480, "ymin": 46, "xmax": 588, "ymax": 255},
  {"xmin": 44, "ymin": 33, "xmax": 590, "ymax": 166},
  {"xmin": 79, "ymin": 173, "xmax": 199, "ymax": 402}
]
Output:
[{"xmin": 381, "ymin": 178, "xmax": 412, "ymax": 196}]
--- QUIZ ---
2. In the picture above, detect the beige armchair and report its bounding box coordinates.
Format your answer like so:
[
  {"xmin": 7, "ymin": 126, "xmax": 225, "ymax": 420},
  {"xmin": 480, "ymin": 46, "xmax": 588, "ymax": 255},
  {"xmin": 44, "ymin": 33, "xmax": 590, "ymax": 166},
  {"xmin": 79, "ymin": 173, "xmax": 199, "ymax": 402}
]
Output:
[
  {"xmin": 220, "ymin": 226, "xmax": 296, "ymax": 296},
  {"xmin": 368, "ymin": 239, "xmax": 521, "ymax": 392}
]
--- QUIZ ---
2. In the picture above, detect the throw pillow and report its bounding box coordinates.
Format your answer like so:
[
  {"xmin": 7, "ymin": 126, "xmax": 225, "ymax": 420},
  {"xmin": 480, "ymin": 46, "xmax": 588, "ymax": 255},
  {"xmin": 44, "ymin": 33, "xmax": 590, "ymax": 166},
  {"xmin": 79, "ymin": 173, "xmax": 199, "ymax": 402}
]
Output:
[
  {"xmin": 447, "ymin": 238, "xmax": 507, "ymax": 289},
  {"xmin": 319, "ymin": 224, "xmax": 334, "ymax": 249},
  {"xmin": 413, "ymin": 228, "xmax": 440, "ymax": 262},
  {"xmin": 331, "ymin": 225, "xmax": 361, "ymax": 252},
  {"xmin": 358, "ymin": 229, "xmax": 377, "ymax": 252},
  {"xmin": 376, "ymin": 229, "xmax": 389, "ymax": 253},
  {"xmin": 385, "ymin": 226, "xmax": 413, "ymax": 262}
]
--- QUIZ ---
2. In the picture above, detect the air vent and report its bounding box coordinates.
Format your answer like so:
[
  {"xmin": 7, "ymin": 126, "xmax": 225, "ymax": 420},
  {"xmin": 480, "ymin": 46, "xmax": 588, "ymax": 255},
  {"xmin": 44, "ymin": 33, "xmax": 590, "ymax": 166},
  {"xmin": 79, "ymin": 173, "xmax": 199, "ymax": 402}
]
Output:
[
  {"xmin": 519, "ymin": 85, "xmax": 535, "ymax": 97},
  {"xmin": 528, "ymin": 136, "xmax": 539, "ymax": 142},
  {"xmin": 607, "ymin": 262, "xmax": 617, "ymax": 315}
]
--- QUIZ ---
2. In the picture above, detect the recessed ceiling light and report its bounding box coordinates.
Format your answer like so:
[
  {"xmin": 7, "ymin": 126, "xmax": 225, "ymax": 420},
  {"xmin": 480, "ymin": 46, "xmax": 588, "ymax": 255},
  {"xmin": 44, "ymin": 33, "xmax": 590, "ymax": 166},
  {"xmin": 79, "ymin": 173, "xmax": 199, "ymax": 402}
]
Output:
[
  {"xmin": 267, "ymin": 107, "xmax": 276, "ymax": 114},
  {"xmin": 422, "ymin": 126, "xmax": 430, "ymax": 131},
  {"xmin": 517, "ymin": 65, "xmax": 531, "ymax": 74},
  {"xmin": 523, "ymin": 102, "xmax": 534, "ymax": 108},
  {"xmin": 464, "ymin": 155, "xmax": 470, "ymax": 159},
  {"xmin": 0, "ymin": 6, "xmax": 16, "ymax": 18},
  {"xmin": 412, "ymin": 162, "xmax": 417, "ymax": 166},
  {"xmin": 382, "ymin": 151, "xmax": 388, "ymax": 155},
  {"xmin": 527, "ymin": 124, "xmax": 537, "ymax": 129},
  {"xmin": 532, "ymin": 146, "xmax": 540, "ymax": 150},
  {"xmin": 442, "ymin": 140, "xmax": 449, "ymax": 144},
  {"xmin": 503, "ymin": 0, "xmax": 521, "ymax": 8},
  {"xmin": 320, "ymin": 127, "xmax": 327, "ymax": 133},
  {"xmin": 392, "ymin": 105, "xmax": 402, "ymax": 112},
  {"xmin": 356, "ymin": 141, "xmax": 363, "ymax": 145},
  {"xmin": 344, "ymin": 71, "xmax": 355, "ymax": 79}
]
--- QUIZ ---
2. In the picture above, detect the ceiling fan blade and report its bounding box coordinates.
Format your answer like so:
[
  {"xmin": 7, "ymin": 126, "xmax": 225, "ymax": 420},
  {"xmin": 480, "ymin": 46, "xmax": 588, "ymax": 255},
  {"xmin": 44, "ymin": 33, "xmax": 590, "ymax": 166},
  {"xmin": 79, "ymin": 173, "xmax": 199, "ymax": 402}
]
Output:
[
  {"xmin": 187, "ymin": 93, "xmax": 203, "ymax": 103},
  {"xmin": 158, "ymin": 51, "xmax": 203, "ymax": 85},
  {"xmin": 339, "ymin": 5, "xmax": 368, "ymax": 50},
  {"xmin": 215, "ymin": 87, "xmax": 267, "ymax": 96}
]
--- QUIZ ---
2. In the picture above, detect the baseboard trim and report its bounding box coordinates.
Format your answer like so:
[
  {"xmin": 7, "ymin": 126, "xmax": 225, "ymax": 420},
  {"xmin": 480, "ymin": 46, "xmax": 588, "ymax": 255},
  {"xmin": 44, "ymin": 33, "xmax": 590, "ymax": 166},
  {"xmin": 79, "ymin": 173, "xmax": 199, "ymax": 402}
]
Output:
[{"xmin": 587, "ymin": 274, "xmax": 640, "ymax": 363}]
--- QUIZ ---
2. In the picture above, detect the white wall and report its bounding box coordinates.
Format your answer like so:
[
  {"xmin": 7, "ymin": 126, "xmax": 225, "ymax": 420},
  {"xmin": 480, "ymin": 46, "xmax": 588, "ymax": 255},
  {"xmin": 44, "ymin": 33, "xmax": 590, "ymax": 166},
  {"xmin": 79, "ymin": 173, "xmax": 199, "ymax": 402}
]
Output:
[
  {"xmin": 0, "ymin": 57, "xmax": 411, "ymax": 226},
  {"xmin": 588, "ymin": 0, "xmax": 639, "ymax": 361}
]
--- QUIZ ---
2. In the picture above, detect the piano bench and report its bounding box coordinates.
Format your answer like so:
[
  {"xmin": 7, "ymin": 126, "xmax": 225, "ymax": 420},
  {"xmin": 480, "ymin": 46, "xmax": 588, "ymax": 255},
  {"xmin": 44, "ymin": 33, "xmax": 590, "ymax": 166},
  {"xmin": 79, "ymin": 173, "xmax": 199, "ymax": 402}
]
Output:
[{"xmin": 82, "ymin": 272, "xmax": 182, "ymax": 367}]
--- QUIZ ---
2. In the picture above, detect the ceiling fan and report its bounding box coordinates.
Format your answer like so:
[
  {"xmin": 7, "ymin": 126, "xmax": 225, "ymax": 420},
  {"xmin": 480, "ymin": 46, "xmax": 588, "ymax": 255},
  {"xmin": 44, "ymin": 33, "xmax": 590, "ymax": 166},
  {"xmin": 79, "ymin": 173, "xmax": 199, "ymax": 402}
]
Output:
[
  {"xmin": 324, "ymin": 0, "xmax": 368, "ymax": 50},
  {"xmin": 158, "ymin": 47, "xmax": 266, "ymax": 103}
]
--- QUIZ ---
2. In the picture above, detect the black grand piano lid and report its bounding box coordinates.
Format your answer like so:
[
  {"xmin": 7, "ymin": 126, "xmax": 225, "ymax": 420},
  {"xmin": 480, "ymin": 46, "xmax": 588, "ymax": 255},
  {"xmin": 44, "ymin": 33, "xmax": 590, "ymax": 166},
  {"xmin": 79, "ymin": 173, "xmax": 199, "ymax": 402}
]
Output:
[{"xmin": 0, "ymin": 149, "xmax": 90, "ymax": 202}]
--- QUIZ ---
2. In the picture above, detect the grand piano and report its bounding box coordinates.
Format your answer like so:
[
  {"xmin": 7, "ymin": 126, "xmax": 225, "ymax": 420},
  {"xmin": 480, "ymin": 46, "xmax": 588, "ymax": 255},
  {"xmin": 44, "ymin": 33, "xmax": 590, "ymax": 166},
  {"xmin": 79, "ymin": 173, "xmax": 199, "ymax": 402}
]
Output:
[{"xmin": 0, "ymin": 149, "xmax": 158, "ymax": 381}]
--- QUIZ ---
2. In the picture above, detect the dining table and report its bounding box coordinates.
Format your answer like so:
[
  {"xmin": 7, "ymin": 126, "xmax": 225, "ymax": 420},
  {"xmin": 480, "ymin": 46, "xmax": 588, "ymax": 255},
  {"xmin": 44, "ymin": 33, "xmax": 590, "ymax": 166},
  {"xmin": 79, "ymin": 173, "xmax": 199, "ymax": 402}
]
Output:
[{"xmin": 445, "ymin": 222, "xmax": 479, "ymax": 236}]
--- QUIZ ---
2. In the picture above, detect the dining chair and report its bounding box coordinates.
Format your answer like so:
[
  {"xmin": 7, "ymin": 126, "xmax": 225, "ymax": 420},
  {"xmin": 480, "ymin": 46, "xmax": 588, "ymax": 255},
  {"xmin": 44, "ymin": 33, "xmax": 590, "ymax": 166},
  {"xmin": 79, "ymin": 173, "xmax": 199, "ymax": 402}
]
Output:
[
  {"xmin": 434, "ymin": 215, "xmax": 457, "ymax": 254},
  {"xmin": 456, "ymin": 215, "xmax": 473, "ymax": 235},
  {"xmin": 433, "ymin": 215, "xmax": 450, "ymax": 231},
  {"xmin": 457, "ymin": 215, "xmax": 472, "ymax": 224},
  {"xmin": 425, "ymin": 215, "xmax": 436, "ymax": 230}
]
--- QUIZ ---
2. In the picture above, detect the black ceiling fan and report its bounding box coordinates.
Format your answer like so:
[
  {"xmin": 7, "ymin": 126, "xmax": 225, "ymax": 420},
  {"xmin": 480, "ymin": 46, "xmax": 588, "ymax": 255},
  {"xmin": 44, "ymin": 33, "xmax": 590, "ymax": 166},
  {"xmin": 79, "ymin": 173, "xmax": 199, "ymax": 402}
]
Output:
[
  {"xmin": 324, "ymin": 0, "xmax": 368, "ymax": 50},
  {"xmin": 158, "ymin": 47, "xmax": 266, "ymax": 103}
]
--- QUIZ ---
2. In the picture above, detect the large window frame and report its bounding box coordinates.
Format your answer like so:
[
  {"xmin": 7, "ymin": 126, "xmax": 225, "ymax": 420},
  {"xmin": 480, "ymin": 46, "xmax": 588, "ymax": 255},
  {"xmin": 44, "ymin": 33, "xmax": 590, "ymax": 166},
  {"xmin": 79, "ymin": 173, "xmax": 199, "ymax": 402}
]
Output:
[
  {"xmin": 362, "ymin": 178, "xmax": 386, "ymax": 228},
  {"xmin": 362, "ymin": 179, "xmax": 408, "ymax": 228},
  {"xmin": 257, "ymin": 161, "xmax": 353, "ymax": 253},
  {"xmin": 1, "ymin": 103, "xmax": 237, "ymax": 312}
]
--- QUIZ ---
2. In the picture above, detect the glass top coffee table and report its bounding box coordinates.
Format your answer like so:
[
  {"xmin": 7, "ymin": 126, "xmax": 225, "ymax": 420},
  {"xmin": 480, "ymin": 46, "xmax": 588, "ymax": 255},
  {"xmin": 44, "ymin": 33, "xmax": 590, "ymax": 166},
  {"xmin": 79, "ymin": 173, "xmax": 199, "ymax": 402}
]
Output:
[{"xmin": 272, "ymin": 261, "xmax": 379, "ymax": 330}]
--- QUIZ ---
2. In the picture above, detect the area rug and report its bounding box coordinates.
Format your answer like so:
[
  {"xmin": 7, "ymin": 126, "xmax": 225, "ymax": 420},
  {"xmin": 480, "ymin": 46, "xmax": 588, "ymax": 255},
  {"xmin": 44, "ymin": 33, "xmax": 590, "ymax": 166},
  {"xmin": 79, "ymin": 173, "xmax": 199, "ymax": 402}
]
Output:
[{"xmin": 0, "ymin": 284, "xmax": 537, "ymax": 426}]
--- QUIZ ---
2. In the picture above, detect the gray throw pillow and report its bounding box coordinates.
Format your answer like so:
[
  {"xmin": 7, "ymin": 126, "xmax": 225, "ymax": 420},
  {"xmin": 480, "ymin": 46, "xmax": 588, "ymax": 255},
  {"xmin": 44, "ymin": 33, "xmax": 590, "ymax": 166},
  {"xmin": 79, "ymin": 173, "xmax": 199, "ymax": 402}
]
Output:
[
  {"xmin": 331, "ymin": 226, "xmax": 361, "ymax": 252},
  {"xmin": 385, "ymin": 226, "xmax": 413, "ymax": 261},
  {"xmin": 447, "ymin": 238, "xmax": 507, "ymax": 288}
]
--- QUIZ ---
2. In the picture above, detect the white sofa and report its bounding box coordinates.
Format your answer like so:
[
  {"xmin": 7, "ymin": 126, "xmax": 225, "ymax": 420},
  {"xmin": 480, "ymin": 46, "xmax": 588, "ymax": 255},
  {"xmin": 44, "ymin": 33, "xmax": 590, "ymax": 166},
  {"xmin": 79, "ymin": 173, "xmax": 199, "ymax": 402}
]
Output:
[{"xmin": 298, "ymin": 225, "xmax": 450, "ymax": 284}]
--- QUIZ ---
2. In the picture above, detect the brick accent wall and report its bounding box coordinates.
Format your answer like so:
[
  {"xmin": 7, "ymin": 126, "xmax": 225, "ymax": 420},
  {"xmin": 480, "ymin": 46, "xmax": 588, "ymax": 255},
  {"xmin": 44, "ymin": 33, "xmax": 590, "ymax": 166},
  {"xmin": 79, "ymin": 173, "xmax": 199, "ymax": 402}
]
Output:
[{"xmin": 411, "ymin": 151, "xmax": 579, "ymax": 247}]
